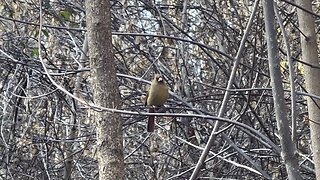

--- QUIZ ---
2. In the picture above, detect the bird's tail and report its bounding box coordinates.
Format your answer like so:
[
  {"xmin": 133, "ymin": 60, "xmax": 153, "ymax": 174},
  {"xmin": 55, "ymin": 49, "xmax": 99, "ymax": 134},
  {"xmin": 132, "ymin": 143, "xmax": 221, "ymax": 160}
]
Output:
[{"xmin": 147, "ymin": 108, "xmax": 155, "ymax": 132}]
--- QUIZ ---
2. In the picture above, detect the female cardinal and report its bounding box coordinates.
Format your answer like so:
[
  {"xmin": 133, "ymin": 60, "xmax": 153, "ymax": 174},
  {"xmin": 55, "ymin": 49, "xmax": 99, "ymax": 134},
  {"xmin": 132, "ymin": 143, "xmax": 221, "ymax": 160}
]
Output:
[{"xmin": 145, "ymin": 74, "xmax": 169, "ymax": 132}]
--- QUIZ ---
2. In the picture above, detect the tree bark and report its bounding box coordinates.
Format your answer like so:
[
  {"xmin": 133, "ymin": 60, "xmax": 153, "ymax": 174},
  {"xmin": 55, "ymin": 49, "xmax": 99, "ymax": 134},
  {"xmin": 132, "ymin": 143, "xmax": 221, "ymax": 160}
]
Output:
[
  {"xmin": 85, "ymin": 0, "xmax": 124, "ymax": 179},
  {"xmin": 262, "ymin": 1, "xmax": 302, "ymax": 179},
  {"xmin": 296, "ymin": 0, "xmax": 320, "ymax": 178}
]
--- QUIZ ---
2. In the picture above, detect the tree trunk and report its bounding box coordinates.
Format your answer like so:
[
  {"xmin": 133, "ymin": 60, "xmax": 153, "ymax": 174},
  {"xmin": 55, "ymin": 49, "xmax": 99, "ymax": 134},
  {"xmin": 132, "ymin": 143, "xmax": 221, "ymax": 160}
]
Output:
[
  {"xmin": 296, "ymin": 0, "xmax": 320, "ymax": 178},
  {"xmin": 262, "ymin": 1, "xmax": 302, "ymax": 179},
  {"xmin": 85, "ymin": 0, "xmax": 124, "ymax": 179}
]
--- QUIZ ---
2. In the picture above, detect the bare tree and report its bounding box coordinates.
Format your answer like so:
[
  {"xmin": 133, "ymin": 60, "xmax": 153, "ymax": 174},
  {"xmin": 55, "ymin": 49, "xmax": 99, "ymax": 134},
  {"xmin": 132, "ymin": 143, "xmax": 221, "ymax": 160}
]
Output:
[
  {"xmin": 1, "ymin": 0, "xmax": 320, "ymax": 179},
  {"xmin": 85, "ymin": 0, "xmax": 124, "ymax": 179},
  {"xmin": 263, "ymin": 1, "xmax": 301, "ymax": 179},
  {"xmin": 296, "ymin": 0, "xmax": 320, "ymax": 178}
]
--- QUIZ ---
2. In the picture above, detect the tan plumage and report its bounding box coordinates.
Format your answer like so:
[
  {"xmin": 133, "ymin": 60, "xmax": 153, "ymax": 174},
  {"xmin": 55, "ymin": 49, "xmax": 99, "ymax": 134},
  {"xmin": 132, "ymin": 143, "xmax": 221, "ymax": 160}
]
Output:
[{"xmin": 145, "ymin": 74, "xmax": 169, "ymax": 132}]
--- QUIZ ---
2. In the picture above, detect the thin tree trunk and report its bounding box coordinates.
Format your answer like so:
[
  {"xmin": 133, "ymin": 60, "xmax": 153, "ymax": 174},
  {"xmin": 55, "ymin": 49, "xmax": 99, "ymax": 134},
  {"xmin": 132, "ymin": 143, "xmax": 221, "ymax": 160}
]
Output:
[
  {"xmin": 85, "ymin": 0, "xmax": 124, "ymax": 179},
  {"xmin": 296, "ymin": 0, "xmax": 320, "ymax": 178},
  {"xmin": 262, "ymin": 1, "xmax": 301, "ymax": 179}
]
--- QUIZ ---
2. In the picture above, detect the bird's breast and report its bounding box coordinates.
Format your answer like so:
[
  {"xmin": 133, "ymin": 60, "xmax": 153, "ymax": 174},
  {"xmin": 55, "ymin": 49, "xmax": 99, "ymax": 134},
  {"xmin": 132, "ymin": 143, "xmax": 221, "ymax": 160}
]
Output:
[{"xmin": 147, "ymin": 84, "xmax": 168, "ymax": 106}]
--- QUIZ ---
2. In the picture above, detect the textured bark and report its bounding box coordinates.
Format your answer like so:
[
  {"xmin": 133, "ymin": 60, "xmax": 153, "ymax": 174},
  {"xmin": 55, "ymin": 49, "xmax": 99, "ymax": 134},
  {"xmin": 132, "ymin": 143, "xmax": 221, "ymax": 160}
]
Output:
[
  {"xmin": 85, "ymin": 0, "xmax": 124, "ymax": 179},
  {"xmin": 296, "ymin": 0, "xmax": 320, "ymax": 178},
  {"xmin": 262, "ymin": 1, "xmax": 302, "ymax": 179}
]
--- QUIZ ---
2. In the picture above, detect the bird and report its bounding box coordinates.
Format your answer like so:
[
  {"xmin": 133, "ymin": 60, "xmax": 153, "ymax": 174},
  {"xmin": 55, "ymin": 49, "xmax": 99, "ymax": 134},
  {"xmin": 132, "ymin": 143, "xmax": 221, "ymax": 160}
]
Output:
[{"xmin": 145, "ymin": 74, "xmax": 169, "ymax": 132}]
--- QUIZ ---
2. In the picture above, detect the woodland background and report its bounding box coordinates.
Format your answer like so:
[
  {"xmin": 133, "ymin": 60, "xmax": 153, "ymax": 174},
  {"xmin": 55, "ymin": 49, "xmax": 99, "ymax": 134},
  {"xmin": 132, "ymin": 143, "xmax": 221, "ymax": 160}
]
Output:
[{"xmin": 0, "ymin": 0, "xmax": 320, "ymax": 179}]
